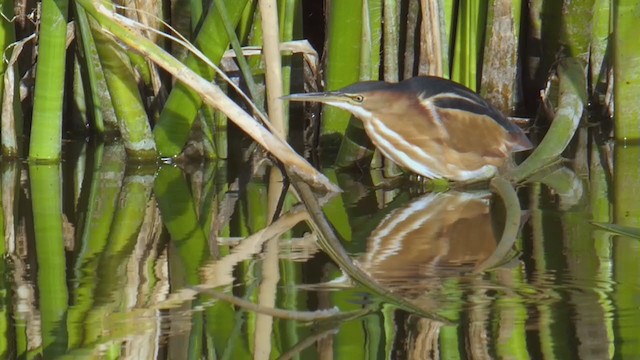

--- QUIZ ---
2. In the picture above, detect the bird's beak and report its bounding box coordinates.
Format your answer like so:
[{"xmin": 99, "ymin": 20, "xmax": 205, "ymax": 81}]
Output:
[{"xmin": 281, "ymin": 92, "xmax": 346, "ymax": 104}]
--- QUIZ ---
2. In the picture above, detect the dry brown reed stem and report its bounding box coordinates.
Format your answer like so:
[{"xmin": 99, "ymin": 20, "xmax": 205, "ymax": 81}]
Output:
[
  {"xmin": 419, "ymin": 0, "xmax": 443, "ymax": 76},
  {"xmin": 259, "ymin": 0, "xmax": 286, "ymax": 136}
]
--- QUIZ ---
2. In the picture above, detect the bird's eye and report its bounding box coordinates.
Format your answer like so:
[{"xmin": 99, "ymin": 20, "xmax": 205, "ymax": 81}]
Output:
[{"xmin": 352, "ymin": 95, "xmax": 364, "ymax": 103}]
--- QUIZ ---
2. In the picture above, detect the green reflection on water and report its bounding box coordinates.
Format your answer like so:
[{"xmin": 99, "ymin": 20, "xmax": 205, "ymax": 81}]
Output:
[{"xmin": 0, "ymin": 141, "xmax": 638, "ymax": 358}]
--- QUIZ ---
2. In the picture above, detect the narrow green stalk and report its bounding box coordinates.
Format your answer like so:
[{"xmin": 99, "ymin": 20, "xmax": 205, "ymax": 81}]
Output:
[
  {"xmin": 561, "ymin": 0, "xmax": 595, "ymax": 58},
  {"xmin": 29, "ymin": 0, "xmax": 69, "ymax": 161},
  {"xmin": 322, "ymin": 0, "xmax": 363, "ymax": 143},
  {"xmin": 342, "ymin": 0, "xmax": 380, "ymax": 170},
  {"xmin": 238, "ymin": 0, "xmax": 259, "ymax": 44},
  {"xmin": 154, "ymin": 0, "xmax": 250, "ymax": 157},
  {"xmin": 75, "ymin": 6, "xmax": 118, "ymax": 134},
  {"xmin": 214, "ymin": 0, "xmax": 261, "ymax": 105},
  {"xmin": 278, "ymin": 0, "xmax": 300, "ymax": 131},
  {"xmin": 613, "ymin": 1, "xmax": 640, "ymax": 140},
  {"xmin": 91, "ymin": 18, "xmax": 157, "ymax": 160},
  {"xmin": 190, "ymin": 0, "xmax": 204, "ymax": 29},
  {"xmin": 450, "ymin": 0, "xmax": 487, "ymax": 90},
  {"xmin": 439, "ymin": 0, "xmax": 454, "ymax": 76},
  {"xmin": 169, "ymin": 0, "xmax": 194, "ymax": 59},
  {"xmin": 590, "ymin": 0, "xmax": 610, "ymax": 96},
  {"xmin": 213, "ymin": 104, "xmax": 228, "ymax": 159},
  {"xmin": 511, "ymin": 58, "xmax": 586, "ymax": 182},
  {"xmin": 359, "ymin": 0, "xmax": 381, "ymax": 81},
  {"xmin": 71, "ymin": 58, "xmax": 89, "ymax": 130}
]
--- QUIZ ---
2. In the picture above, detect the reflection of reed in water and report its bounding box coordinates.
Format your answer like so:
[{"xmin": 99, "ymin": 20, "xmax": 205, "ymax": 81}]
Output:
[{"xmin": 359, "ymin": 191, "xmax": 499, "ymax": 298}]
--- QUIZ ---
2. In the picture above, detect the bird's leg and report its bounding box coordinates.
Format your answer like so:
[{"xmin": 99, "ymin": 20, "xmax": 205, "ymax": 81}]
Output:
[
  {"xmin": 503, "ymin": 157, "xmax": 566, "ymax": 183},
  {"xmin": 369, "ymin": 151, "xmax": 405, "ymax": 187},
  {"xmin": 369, "ymin": 168, "xmax": 407, "ymax": 190},
  {"xmin": 449, "ymin": 178, "xmax": 491, "ymax": 191}
]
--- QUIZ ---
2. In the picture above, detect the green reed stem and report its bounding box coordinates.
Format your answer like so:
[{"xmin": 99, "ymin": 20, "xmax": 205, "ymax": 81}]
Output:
[
  {"xmin": 510, "ymin": 58, "xmax": 586, "ymax": 182},
  {"xmin": 29, "ymin": 0, "xmax": 69, "ymax": 161}
]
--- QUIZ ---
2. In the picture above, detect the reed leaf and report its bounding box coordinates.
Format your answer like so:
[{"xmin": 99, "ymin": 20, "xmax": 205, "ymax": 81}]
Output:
[
  {"xmin": 154, "ymin": 0, "xmax": 250, "ymax": 157},
  {"xmin": 511, "ymin": 58, "xmax": 586, "ymax": 182},
  {"xmin": 91, "ymin": 18, "xmax": 157, "ymax": 160},
  {"xmin": 322, "ymin": 0, "xmax": 363, "ymax": 142}
]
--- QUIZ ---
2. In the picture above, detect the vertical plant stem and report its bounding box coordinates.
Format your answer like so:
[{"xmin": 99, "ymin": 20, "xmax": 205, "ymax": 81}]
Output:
[
  {"xmin": 0, "ymin": 0, "xmax": 19, "ymax": 157},
  {"xmin": 613, "ymin": 1, "xmax": 640, "ymax": 140},
  {"xmin": 322, "ymin": 0, "xmax": 363, "ymax": 141},
  {"xmin": 590, "ymin": 0, "xmax": 610, "ymax": 97},
  {"xmin": 360, "ymin": 0, "xmax": 373, "ymax": 80},
  {"xmin": 561, "ymin": 0, "xmax": 595, "ymax": 59},
  {"xmin": 403, "ymin": 0, "xmax": 419, "ymax": 79},
  {"xmin": 153, "ymin": 0, "xmax": 249, "ymax": 157},
  {"xmin": 189, "ymin": 0, "xmax": 204, "ymax": 28},
  {"xmin": 1, "ymin": 32, "xmax": 22, "ymax": 157},
  {"xmin": 259, "ymin": 0, "xmax": 286, "ymax": 136},
  {"xmin": 333, "ymin": 0, "xmax": 380, "ymax": 167},
  {"xmin": 214, "ymin": 0, "xmax": 261, "ymax": 106},
  {"xmin": 75, "ymin": 6, "xmax": 119, "ymax": 134},
  {"xmin": 91, "ymin": 20, "xmax": 157, "ymax": 160},
  {"xmin": 419, "ymin": 0, "xmax": 444, "ymax": 76},
  {"xmin": 383, "ymin": 0, "xmax": 399, "ymax": 82},
  {"xmin": 29, "ymin": 0, "xmax": 69, "ymax": 161},
  {"xmin": 279, "ymin": 0, "xmax": 299, "ymax": 104},
  {"xmin": 379, "ymin": 0, "xmax": 400, "ymax": 176},
  {"xmin": 480, "ymin": 0, "xmax": 521, "ymax": 113},
  {"xmin": 451, "ymin": 0, "xmax": 487, "ymax": 90}
]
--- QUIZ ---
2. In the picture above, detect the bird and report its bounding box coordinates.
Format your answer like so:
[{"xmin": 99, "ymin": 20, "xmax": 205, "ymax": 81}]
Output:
[{"xmin": 284, "ymin": 76, "xmax": 533, "ymax": 182}]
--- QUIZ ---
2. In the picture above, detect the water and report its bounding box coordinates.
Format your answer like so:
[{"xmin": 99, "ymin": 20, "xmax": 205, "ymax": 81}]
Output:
[{"xmin": 1, "ymin": 138, "xmax": 638, "ymax": 359}]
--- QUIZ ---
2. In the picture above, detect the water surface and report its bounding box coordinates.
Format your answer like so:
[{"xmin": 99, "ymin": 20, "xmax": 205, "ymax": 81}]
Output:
[{"xmin": 1, "ymin": 138, "xmax": 638, "ymax": 359}]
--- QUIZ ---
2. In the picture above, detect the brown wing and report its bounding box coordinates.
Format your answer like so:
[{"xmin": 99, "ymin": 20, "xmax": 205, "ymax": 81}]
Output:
[
  {"xmin": 436, "ymin": 108, "xmax": 511, "ymax": 158},
  {"xmin": 423, "ymin": 92, "xmax": 532, "ymax": 156}
]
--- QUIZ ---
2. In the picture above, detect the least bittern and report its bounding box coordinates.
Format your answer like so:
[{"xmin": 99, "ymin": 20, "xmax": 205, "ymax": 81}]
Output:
[{"xmin": 285, "ymin": 76, "xmax": 533, "ymax": 181}]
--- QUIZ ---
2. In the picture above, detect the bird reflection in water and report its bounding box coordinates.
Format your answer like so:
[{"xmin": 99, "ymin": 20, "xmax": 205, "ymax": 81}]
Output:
[{"xmin": 358, "ymin": 191, "xmax": 503, "ymax": 300}]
